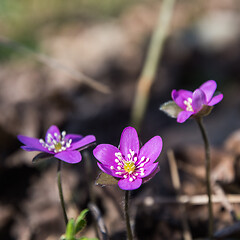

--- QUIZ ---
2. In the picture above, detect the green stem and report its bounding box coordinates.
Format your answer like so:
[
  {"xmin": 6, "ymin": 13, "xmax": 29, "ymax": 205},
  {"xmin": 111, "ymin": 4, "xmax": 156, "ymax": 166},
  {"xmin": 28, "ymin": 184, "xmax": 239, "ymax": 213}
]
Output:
[
  {"xmin": 196, "ymin": 118, "xmax": 213, "ymax": 238},
  {"xmin": 124, "ymin": 190, "xmax": 133, "ymax": 240},
  {"xmin": 57, "ymin": 160, "xmax": 68, "ymax": 225}
]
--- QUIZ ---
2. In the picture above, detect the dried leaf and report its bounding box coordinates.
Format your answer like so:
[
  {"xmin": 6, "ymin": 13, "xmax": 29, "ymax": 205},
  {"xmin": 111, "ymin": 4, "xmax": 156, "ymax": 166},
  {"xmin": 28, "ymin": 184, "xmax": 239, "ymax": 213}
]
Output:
[
  {"xmin": 159, "ymin": 101, "xmax": 182, "ymax": 118},
  {"xmin": 95, "ymin": 172, "xmax": 119, "ymax": 186}
]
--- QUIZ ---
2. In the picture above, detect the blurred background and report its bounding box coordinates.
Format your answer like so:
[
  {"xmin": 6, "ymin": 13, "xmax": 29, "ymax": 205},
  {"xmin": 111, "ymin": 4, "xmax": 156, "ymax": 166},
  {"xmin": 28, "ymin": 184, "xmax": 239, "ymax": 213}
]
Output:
[{"xmin": 1, "ymin": 0, "xmax": 240, "ymax": 239}]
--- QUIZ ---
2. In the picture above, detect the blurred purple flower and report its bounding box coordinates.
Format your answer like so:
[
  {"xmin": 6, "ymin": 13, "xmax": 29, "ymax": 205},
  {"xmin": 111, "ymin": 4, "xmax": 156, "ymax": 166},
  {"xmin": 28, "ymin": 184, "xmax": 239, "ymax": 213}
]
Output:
[
  {"xmin": 18, "ymin": 125, "xmax": 96, "ymax": 164},
  {"xmin": 172, "ymin": 80, "xmax": 223, "ymax": 123},
  {"xmin": 93, "ymin": 126, "xmax": 162, "ymax": 190}
]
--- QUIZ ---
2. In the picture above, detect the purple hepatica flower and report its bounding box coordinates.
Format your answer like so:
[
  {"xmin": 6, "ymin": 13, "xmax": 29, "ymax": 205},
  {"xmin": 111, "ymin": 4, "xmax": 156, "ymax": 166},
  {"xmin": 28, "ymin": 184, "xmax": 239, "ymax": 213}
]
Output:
[
  {"xmin": 18, "ymin": 125, "xmax": 96, "ymax": 164},
  {"xmin": 93, "ymin": 126, "xmax": 162, "ymax": 190},
  {"xmin": 172, "ymin": 80, "xmax": 223, "ymax": 123}
]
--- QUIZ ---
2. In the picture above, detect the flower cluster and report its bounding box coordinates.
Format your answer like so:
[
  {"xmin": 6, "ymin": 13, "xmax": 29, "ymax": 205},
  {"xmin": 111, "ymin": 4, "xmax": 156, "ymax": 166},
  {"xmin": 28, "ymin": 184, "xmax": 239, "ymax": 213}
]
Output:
[{"xmin": 18, "ymin": 80, "xmax": 222, "ymax": 191}]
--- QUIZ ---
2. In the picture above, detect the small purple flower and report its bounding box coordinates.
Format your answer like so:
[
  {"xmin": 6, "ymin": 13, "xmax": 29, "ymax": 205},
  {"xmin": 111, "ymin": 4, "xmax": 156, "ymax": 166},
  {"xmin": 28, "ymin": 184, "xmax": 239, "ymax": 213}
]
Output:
[
  {"xmin": 18, "ymin": 125, "xmax": 96, "ymax": 164},
  {"xmin": 172, "ymin": 80, "xmax": 223, "ymax": 123},
  {"xmin": 93, "ymin": 126, "xmax": 162, "ymax": 190}
]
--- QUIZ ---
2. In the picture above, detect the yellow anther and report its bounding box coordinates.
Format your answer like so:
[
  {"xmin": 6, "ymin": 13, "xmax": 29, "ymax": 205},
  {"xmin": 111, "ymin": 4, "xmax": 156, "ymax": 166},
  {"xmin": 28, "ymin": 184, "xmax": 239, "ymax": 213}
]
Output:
[
  {"xmin": 54, "ymin": 142, "xmax": 62, "ymax": 152},
  {"xmin": 124, "ymin": 161, "xmax": 136, "ymax": 173}
]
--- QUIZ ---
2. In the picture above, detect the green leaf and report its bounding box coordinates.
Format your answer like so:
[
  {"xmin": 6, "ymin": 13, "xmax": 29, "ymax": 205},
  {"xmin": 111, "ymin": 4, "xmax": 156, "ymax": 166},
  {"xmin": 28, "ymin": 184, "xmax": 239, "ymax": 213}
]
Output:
[
  {"xmin": 78, "ymin": 209, "xmax": 89, "ymax": 220},
  {"xmin": 95, "ymin": 172, "xmax": 119, "ymax": 186},
  {"xmin": 74, "ymin": 209, "xmax": 89, "ymax": 234},
  {"xmin": 78, "ymin": 237, "xmax": 98, "ymax": 240},
  {"xmin": 75, "ymin": 219, "xmax": 86, "ymax": 234},
  {"xmin": 32, "ymin": 152, "xmax": 53, "ymax": 163},
  {"xmin": 159, "ymin": 101, "xmax": 182, "ymax": 118},
  {"xmin": 66, "ymin": 218, "xmax": 75, "ymax": 240}
]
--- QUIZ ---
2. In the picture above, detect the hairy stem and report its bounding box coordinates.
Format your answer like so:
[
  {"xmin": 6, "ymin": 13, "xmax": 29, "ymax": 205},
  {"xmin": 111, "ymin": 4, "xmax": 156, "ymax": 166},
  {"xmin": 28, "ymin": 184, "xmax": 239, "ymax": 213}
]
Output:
[
  {"xmin": 125, "ymin": 191, "xmax": 133, "ymax": 240},
  {"xmin": 196, "ymin": 118, "xmax": 213, "ymax": 238},
  {"xmin": 57, "ymin": 160, "xmax": 68, "ymax": 225}
]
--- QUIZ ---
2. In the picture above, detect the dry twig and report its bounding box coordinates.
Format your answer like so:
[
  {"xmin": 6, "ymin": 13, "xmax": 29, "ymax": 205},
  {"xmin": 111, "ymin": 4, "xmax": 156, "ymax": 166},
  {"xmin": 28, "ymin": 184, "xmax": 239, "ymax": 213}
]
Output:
[{"xmin": 167, "ymin": 149, "xmax": 192, "ymax": 240}]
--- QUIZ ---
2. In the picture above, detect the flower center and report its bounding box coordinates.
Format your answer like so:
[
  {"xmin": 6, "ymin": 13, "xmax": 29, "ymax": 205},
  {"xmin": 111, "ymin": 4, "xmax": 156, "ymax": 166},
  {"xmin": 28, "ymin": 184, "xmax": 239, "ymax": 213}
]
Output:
[
  {"xmin": 110, "ymin": 149, "xmax": 150, "ymax": 182},
  {"xmin": 124, "ymin": 161, "xmax": 135, "ymax": 173},
  {"xmin": 184, "ymin": 97, "xmax": 194, "ymax": 112},
  {"xmin": 54, "ymin": 142, "xmax": 63, "ymax": 151},
  {"xmin": 39, "ymin": 131, "xmax": 72, "ymax": 153}
]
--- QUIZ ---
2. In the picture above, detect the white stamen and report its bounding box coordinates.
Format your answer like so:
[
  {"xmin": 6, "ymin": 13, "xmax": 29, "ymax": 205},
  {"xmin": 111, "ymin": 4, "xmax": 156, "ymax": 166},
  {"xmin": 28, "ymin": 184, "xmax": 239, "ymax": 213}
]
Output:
[
  {"xmin": 110, "ymin": 166, "xmax": 114, "ymax": 170},
  {"xmin": 40, "ymin": 129, "xmax": 72, "ymax": 153},
  {"xmin": 117, "ymin": 166, "xmax": 121, "ymax": 170},
  {"xmin": 129, "ymin": 178, "xmax": 133, "ymax": 182}
]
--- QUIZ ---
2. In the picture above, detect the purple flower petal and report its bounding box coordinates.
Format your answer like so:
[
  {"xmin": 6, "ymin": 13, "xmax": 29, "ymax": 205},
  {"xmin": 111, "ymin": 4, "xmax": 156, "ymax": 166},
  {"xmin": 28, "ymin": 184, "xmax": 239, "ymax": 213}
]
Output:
[
  {"xmin": 177, "ymin": 111, "xmax": 193, "ymax": 123},
  {"xmin": 208, "ymin": 93, "xmax": 223, "ymax": 106},
  {"xmin": 54, "ymin": 150, "xmax": 82, "ymax": 164},
  {"xmin": 118, "ymin": 177, "xmax": 142, "ymax": 190},
  {"xmin": 97, "ymin": 163, "xmax": 121, "ymax": 178},
  {"xmin": 138, "ymin": 136, "xmax": 162, "ymax": 165},
  {"xmin": 142, "ymin": 165, "xmax": 160, "ymax": 184},
  {"xmin": 45, "ymin": 125, "xmax": 60, "ymax": 142},
  {"xmin": 172, "ymin": 89, "xmax": 193, "ymax": 110},
  {"xmin": 70, "ymin": 135, "xmax": 96, "ymax": 150},
  {"xmin": 192, "ymin": 89, "xmax": 207, "ymax": 112},
  {"xmin": 93, "ymin": 144, "xmax": 120, "ymax": 167},
  {"xmin": 139, "ymin": 162, "xmax": 159, "ymax": 178},
  {"xmin": 21, "ymin": 146, "xmax": 44, "ymax": 151},
  {"xmin": 18, "ymin": 135, "xmax": 51, "ymax": 153},
  {"xmin": 119, "ymin": 126, "xmax": 139, "ymax": 157},
  {"xmin": 65, "ymin": 134, "xmax": 83, "ymax": 143},
  {"xmin": 199, "ymin": 80, "xmax": 217, "ymax": 103}
]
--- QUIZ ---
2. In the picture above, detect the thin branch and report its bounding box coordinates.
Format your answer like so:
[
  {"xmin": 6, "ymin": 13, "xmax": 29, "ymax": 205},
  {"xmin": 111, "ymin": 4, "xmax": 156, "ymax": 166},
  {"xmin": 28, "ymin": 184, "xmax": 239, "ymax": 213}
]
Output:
[
  {"xmin": 0, "ymin": 36, "xmax": 111, "ymax": 94},
  {"xmin": 167, "ymin": 149, "xmax": 192, "ymax": 240},
  {"xmin": 135, "ymin": 194, "xmax": 240, "ymax": 205},
  {"xmin": 131, "ymin": 0, "xmax": 176, "ymax": 130}
]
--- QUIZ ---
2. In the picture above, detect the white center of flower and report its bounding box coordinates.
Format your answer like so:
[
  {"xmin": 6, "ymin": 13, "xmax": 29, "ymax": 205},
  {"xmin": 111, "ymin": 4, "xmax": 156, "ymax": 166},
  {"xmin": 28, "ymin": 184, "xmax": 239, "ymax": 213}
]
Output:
[
  {"xmin": 110, "ymin": 149, "xmax": 150, "ymax": 181},
  {"xmin": 39, "ymin": 131, "xmax": 72, "ymax": 153},
  {"xmin": 184, "ymin": 97, "xmax": 194, "ymax": 112}
]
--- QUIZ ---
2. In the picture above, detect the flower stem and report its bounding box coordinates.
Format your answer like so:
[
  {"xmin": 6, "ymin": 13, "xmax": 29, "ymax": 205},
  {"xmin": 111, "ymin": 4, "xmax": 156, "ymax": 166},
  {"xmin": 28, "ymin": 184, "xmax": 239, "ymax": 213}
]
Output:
[
  {"xmin": 57, "ymin": 160, "xmax": 68, "ymax": 225},
  {"xmin": 124, "ymin": 190, "xmax": 133, "ymax": 240},
  {"xmin": 196, "ymin": 117, "xmax": 213, "ymax": 238}
]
